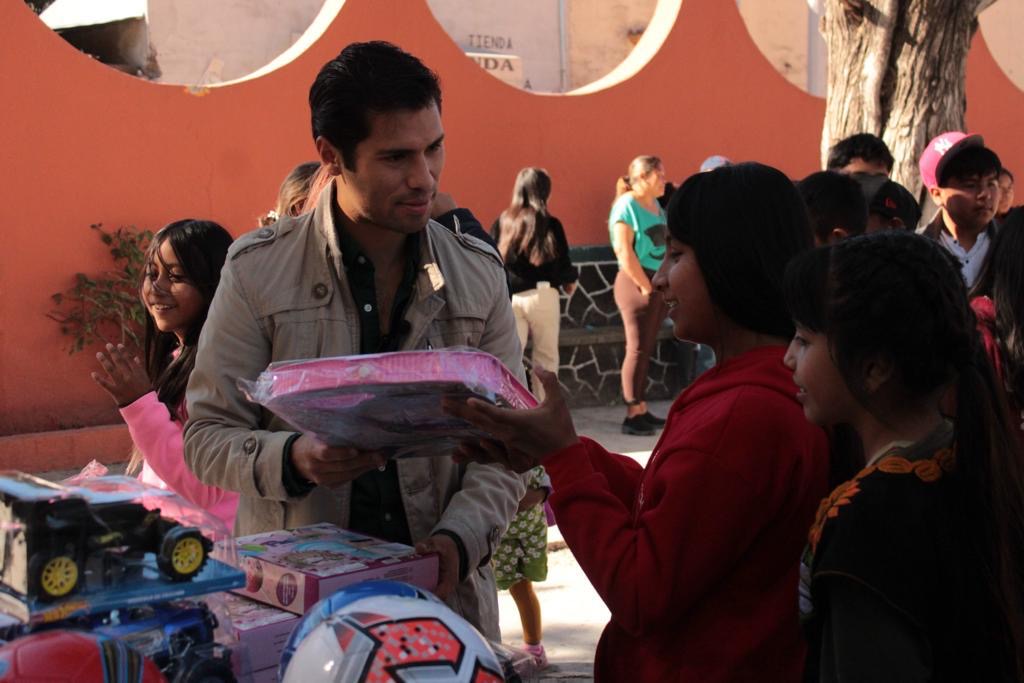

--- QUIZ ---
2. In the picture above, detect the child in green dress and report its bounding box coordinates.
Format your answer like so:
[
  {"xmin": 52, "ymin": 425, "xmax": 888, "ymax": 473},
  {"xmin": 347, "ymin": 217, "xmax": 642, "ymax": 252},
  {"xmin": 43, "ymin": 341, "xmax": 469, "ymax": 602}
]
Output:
[{"xmin": 494, "ymin": 466, "xmax": 550, "ymax": 668}]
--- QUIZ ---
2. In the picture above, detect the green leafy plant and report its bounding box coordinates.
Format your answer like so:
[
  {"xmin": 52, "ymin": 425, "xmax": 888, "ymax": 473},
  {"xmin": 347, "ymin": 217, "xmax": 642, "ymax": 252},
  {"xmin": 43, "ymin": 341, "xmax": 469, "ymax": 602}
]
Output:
[{"xmin": 49, "ymin": 223, "xmax": 153, "ymax": 354}]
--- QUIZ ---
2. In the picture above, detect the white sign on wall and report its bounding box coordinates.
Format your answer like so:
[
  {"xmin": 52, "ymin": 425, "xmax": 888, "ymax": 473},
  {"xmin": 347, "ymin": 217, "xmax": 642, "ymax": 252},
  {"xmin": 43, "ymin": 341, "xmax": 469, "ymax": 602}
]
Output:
[{"xmin": 465, "ymin": 51, "xmax": 525, "ymax": 88}]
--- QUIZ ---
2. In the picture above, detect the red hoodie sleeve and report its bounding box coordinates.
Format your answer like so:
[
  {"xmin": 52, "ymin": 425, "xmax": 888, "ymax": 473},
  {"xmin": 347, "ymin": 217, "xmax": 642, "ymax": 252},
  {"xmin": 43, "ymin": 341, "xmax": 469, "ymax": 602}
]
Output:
[
  {"xmin": 971, "ymin": 297, "xmax": 1004, "ymax": 383},
  {"xmin": 544, "ymin": 396, "xmax": 805, "ymax": 637},
  {"xmin": 545, "ymin": 437, "xmax": 644, "ymax": 508}
]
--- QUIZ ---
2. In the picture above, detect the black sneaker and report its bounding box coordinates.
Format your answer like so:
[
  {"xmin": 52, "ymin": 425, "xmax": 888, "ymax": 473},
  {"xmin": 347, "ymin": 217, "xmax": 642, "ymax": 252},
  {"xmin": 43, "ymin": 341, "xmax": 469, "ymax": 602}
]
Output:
[
  {"xmin": 622, "ymin": 415, "xmax": 656, "ymax": 436},
  {"xmin": 640, "ymin": 412, "xmax": 666, "ymax": 428}
]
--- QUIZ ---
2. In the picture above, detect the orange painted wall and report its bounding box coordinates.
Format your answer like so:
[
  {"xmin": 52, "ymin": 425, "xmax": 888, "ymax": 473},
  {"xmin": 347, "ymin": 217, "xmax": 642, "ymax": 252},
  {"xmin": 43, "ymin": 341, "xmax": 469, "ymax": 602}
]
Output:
[{"xmin": 1, "ymin": 0, "xmax": 1021, "ymax": 439}]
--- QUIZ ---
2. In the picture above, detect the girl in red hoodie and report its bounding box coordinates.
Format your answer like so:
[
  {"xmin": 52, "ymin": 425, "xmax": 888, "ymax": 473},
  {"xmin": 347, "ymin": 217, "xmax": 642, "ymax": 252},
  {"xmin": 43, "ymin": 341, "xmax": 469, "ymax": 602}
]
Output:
[{"xmin": 447, "ymin": 163, "xmax": 830, "ymax": 681}]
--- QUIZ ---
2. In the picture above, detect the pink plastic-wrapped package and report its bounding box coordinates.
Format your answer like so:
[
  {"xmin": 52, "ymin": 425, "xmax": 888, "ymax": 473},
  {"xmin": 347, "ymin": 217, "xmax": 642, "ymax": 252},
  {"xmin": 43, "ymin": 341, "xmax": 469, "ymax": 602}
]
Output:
[{"xmin": 237, "ymin": 348, "xmax": 536, "ymax": 457}]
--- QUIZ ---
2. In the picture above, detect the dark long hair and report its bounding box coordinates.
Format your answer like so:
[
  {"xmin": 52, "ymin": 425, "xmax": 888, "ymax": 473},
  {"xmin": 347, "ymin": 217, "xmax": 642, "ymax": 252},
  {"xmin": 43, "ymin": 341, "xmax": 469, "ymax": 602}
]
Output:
[
  {"xmin": 785, "ymin": 232, "xmax": 1024, "ymax": 674},
  {"xmin": 496, "ymin": 167, "xmax": 557, "ymax": 267},
  {"xmin": 971, "ymin": 207, "xmax": 1024, "ymax": 399},
  {"xmin": 143, "ymin": 219, "xmax": 233, "ymax": 419},
  {"xmin": 667, "ymin": 162, "xmax": 813, "ymax": 340}
]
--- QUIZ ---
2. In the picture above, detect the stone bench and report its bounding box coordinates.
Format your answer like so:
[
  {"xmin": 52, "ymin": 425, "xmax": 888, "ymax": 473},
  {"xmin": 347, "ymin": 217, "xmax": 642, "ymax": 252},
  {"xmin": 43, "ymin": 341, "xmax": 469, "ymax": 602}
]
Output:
[
  {"xmin": 520, "ymin": 245, "xmax": 696, "ymax": 408},
  {"xmin": 553, "ymin": 323, "xmax": 692, "ymax": 408}
]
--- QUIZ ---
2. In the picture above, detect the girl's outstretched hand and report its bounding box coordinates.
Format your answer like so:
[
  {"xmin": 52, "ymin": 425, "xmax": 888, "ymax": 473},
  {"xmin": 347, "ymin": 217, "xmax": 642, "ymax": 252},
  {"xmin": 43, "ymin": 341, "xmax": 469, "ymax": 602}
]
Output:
[
  {"xmin": 443, "ymin": 366, "xmax": 580, "ymax": 473},
  {"xmin": 91, "ymin": 343, "xmax": 151, "ymax": 407}
]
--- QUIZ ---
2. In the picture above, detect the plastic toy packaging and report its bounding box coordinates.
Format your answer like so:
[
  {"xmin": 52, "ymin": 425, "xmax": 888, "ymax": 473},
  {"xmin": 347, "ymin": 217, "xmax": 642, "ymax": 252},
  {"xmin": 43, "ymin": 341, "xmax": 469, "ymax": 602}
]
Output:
[
  {"xmin": 238, "ymin": 348, "xmax": 537, "ymax": 458},
  {"xmin": 85, "ymin": 598, "xmax": 244, "ymax": 683},
  {"xmin": 0, "ymin": 471, "xmax": 245, "ymax": 626},
  {"xmin": 489, "ymin": 640, "xmax": 543, "ymax": 682},
  {"xmin": 0, "ymin": 598, "xmax": 248, "ymax": 683}
]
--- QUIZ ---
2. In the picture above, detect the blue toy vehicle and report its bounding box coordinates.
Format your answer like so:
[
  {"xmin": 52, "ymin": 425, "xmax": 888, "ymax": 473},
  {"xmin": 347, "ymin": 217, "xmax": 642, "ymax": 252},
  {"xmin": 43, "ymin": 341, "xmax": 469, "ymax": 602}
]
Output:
[{"xmin": 84, "ymin": 600, "xmax": 236, "ymax": 683}]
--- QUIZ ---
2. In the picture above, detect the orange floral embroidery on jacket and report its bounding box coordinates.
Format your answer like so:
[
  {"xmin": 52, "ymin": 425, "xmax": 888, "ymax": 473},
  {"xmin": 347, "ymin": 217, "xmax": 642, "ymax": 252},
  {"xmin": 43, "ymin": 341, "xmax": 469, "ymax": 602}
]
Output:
[{"xmin": 807, "ymin": 447, "xmax": 955, "ymax": 553}]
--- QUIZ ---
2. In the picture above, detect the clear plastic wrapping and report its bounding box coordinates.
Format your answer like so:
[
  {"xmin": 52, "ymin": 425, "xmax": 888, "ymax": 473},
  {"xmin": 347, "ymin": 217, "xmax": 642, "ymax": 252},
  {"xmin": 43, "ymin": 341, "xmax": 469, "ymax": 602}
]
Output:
[
  {"xmin": 0, "ymin": 471, "xmax": 244, "ymax": 625},
  {"xmin": 489, "ymin": 639, "xmax": 543, "ymax": 682},
  {"xmin": 238, "ymin": 348, "xmax": 537, "ymax": 457}
]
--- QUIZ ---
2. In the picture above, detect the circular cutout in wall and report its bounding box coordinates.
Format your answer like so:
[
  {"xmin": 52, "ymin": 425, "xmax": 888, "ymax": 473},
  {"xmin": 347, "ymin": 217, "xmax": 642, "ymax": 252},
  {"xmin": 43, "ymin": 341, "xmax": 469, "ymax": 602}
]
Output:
[
  {"xmin": 425, "ymin": 0, "xmax": 660, "ymax": 93},
  {"xmin": 979, "ymin": 1, "xmax": 1024, "ymax": 93},
  {"xmin": 736, "ymin": 0, "xmax": 827, "ymax": 97},
  {"xmin": 29, "ymin": 0, "xmax": 327, "ymax": 84}
]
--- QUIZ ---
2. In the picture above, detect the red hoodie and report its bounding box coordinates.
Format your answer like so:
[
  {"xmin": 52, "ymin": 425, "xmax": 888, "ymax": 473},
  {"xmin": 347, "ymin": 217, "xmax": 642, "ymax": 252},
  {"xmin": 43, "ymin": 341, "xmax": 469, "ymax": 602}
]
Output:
[
  {"xmin": 971, "ymin": 295, "xmax": 1024, "ymax": 438},
  {"xmin": 545, "ymin": 346, "xmax": 829, "ymax": 682}
]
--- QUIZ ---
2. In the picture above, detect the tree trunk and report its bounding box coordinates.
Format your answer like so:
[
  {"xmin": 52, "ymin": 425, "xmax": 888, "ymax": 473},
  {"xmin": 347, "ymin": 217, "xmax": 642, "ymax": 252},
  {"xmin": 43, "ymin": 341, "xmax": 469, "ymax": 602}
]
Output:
[{"xmin": 821, "ymin": 0, "xmax": 999, "ymax": 197}]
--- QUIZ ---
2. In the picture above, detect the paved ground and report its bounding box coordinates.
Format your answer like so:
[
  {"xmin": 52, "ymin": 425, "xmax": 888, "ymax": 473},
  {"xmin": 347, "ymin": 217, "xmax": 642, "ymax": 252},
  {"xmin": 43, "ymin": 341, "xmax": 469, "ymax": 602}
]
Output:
[
  {"xmin": 496, "ymin": 400, "xmax": 671, "ymax": 682},
  {"xmin": 37, "ymin": 400, "xmax": 673, "ymax": 683}
]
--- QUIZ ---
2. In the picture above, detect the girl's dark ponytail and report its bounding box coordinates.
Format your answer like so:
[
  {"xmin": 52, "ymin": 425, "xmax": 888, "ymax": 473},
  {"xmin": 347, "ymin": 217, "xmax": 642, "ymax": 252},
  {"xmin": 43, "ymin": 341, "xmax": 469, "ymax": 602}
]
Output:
[{"xmin": 954, "ymin": 343, "xmax": 1024, "ymax": 676}]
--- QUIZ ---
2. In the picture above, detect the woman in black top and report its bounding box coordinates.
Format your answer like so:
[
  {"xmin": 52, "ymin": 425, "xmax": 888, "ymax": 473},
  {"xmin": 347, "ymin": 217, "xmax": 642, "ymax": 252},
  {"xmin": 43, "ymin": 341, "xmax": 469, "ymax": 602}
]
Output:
[{"xmin": 492, "ymin": 167, "xmax": 577, "ymax": 401}]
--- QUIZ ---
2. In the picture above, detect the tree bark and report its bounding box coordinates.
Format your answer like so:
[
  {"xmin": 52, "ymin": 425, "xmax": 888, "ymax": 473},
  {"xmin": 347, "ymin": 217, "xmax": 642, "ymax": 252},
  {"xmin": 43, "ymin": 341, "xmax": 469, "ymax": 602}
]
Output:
[{"xmin": 821, "ymin": 0, "xmax": 999, "ymax": 196}]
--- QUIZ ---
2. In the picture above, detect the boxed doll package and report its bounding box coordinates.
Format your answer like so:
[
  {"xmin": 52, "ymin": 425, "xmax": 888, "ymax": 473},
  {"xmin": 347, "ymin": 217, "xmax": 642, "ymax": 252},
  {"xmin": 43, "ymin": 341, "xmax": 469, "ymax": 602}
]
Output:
[
  {"xmin": 234, "ymin": 523, "xmax": 439, "ymax": 615},
  {"xmin": 213, "ymin": 591, "xmax": 300, "ymax": 680}
]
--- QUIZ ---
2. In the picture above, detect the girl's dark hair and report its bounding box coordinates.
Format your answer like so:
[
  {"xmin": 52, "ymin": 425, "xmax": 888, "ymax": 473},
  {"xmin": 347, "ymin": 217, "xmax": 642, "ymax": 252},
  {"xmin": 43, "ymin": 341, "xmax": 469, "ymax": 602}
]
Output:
[
  {"xmin": 971, "ymin": 207, "xmax": 1024, "ymax": 399},
  {"xmin": 785, "ymin": 231, "xmax": 1024, "ymax": 673},
  {"xmin": 782, "ymin": 245, "xmax": 832, "ymax": 334},
  {"xmin": 496, "ymin": 167, "xmax": 557, "ymax": 267},
  {"xmin": 666, "ymin": 162, "xmax": 813, "ymax": 339},
  {"xmin": 143, "ymin": 219, "xmax": 233, "ymax": 419},
  {"xmin": 782, "ymin": 246, "xmax": 863, "ymax": 487}
]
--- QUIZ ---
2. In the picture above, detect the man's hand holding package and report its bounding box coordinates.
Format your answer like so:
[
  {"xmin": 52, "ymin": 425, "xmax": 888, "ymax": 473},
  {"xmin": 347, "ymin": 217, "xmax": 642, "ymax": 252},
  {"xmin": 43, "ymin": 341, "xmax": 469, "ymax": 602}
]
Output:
[
  {"xmin": 289, "ymin": 434, "xmax": 387, "ymax": 488},
  {"xmin": 415, "ymin": 534, "xmax": 461, "ymax": 599}
]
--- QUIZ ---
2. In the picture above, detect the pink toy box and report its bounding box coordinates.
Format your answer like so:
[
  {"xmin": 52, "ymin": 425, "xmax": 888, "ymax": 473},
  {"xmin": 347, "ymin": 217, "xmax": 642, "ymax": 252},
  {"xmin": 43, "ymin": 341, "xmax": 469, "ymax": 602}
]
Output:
[
  {"xmin": 237, "ymin": 348, "xmax": 537, "ymax": 458},
  {"xmin": 233, "ymin": 523, "xmax": 439, "ymax": 615},
  {"xmin": 215, "ymin": 592, "xmax": 299, "ymax": 679}
]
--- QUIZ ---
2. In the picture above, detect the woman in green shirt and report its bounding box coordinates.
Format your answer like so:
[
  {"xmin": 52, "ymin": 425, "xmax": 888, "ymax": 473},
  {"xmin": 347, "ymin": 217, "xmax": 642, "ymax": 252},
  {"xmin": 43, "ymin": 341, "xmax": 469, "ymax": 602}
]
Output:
[{"xmin": 610, "ymin": 155, "xmax": 669, "ymax": 435}]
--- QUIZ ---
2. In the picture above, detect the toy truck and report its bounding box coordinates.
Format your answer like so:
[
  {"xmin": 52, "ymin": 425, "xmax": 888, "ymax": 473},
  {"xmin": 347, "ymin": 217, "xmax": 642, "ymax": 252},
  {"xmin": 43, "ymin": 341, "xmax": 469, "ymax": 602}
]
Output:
[
  {"xmin": 87, "ymin": 600, "xmax": 237, "ymax": 683},
  {"xmin": 0, "ymin": 472, "xmax": 212, "ymax": 602}
]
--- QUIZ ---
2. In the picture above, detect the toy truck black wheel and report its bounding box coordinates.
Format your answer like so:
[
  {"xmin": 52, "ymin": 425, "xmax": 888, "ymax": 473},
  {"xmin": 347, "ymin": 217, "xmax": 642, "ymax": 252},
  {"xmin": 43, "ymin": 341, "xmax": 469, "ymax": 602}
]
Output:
[
  {"xmin": 157, "ymin": 527, "xmax": 209, "ymax": 581},
  {"xmin": 29, "ymin": 552, "xmax": 81, "ymax": 601},
  {"xmin": 174, "ymin": 655, "xmax": 236, "ymax": 683}
]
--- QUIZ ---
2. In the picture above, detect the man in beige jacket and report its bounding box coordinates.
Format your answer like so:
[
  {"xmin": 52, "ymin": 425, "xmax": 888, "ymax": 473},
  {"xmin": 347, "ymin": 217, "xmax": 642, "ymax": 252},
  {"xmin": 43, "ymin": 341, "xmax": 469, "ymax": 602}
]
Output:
[{"xmin": 183, "ymin": 41, "xmax": 526, "ymax": 639}]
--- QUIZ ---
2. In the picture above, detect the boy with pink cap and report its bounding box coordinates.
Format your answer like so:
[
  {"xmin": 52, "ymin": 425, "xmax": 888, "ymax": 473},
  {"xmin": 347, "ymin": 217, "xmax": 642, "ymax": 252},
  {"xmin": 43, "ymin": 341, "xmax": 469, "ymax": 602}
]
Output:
[{"xmin": 919, "ymin": 131, "xmax": 1002, "ymax": 287}]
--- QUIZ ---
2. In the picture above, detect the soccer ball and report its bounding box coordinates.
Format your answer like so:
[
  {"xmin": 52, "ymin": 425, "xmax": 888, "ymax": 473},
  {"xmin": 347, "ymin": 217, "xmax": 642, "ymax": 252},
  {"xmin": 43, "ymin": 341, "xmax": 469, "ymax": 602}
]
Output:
[
  {"xmin": 281, "ymin": 591, "xmax": 504, "ymax": 682},
  {"xmin": 0, "ymin": 630, "xmax": 165, "ymax": 682},
  {"xmin": 279, "ymin": 580, "xmax": 440, "ymax": 679}
]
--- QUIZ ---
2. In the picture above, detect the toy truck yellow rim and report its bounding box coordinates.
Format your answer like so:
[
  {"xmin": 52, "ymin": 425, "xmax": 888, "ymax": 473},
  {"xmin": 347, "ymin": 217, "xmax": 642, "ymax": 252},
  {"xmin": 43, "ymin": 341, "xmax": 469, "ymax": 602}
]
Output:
[
  {"xmin": 171, "ymin": 536, "xmax": 205, "ymax": 575},
  {"xmin": 40, "ymin": 556, "xmax": 78, "ymax": 597}
]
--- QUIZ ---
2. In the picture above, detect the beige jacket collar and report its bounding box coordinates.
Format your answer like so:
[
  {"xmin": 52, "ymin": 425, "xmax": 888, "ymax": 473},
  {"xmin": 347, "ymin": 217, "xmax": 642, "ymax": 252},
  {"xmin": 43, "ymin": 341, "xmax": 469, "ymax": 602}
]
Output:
[{"xmin": 313, "ymin": 179, "xmax": 447, "ymax": 303}]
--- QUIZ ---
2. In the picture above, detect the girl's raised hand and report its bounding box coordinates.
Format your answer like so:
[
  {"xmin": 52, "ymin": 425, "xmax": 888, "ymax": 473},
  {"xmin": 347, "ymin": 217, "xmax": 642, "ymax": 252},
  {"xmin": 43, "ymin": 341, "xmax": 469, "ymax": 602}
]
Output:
[
  {"xmin": 91, "ymin": 343, "xmax": 151, "ymax": 407},
  {"xmin": 443, "ymin": 366, "xmax": 580, "ymax": 473}
]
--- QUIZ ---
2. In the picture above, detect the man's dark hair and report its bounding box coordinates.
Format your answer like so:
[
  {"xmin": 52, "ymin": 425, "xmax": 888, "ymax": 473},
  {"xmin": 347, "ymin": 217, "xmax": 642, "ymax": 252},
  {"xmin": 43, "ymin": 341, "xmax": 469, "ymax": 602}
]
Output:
[
  {"xmin": 827, "ymin": 133, "xmax": 894, "ymax": 173},
  {"xmin": 309, "ymin": 41, "xmax": 442, "ymax": 170},
  {"xmin": 796, "ymin": 171, "xmax": 869, "ymax": 242},
  {"xmin": 940, "ymin": 146, "xmax": 1002, "ymax": 187}
]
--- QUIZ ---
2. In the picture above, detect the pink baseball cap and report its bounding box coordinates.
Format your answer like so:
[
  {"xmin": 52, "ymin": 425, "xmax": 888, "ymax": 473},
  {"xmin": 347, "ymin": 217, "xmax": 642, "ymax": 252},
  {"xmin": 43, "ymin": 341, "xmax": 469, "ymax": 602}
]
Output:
[{"xmin": 918, "ymin": 131, "xmax": 985, "ymax": 190}]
